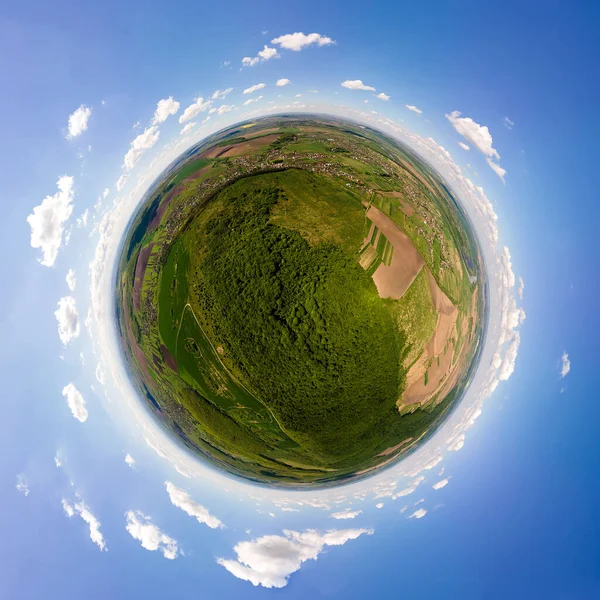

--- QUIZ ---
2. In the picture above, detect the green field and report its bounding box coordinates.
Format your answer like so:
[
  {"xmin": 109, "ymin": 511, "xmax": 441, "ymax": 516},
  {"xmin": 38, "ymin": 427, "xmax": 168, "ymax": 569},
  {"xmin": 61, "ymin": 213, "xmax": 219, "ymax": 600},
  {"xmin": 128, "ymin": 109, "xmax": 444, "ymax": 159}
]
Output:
[{"xmin": 115, "ymin": 114, "xmax": 485, "ymax": 487}]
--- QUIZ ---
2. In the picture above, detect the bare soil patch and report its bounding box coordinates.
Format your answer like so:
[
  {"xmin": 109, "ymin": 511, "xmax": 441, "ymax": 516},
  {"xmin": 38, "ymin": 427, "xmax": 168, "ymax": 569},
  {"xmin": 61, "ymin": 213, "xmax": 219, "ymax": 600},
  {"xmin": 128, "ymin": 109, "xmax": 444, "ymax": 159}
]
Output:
[
  {"xmin": 377, "ymin": 438, "xmax": 413, "ymax": 457},
  {"xmin": 218, "ymin": 134, "xmax": 280, "ymax": 157},
  {"xmin": 400, "ymin": 269, "xmax": 460, "ymax": 408},
  {"xmin": 148, "ymin": 185, "xmax": 185, "ymax": 232},
  {"xmin": 366, "ymin": 205, "xmax": 424, "ymax": 299},
  {"xmin": 380, "ymin": 191, "xmax": 415, "ymax": 216},
  {"xmin": 160, "ymin": 344, "xmax": 178, "ymax": 373}
]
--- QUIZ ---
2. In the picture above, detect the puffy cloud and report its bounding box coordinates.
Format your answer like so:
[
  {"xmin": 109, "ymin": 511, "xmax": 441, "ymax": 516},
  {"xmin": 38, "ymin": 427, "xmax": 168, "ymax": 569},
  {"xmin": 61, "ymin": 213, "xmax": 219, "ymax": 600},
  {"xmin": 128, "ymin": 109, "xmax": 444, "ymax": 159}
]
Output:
[
  {"xmin": 125, "ymin": 511, "xmax": 180, "ymax": 559},
  {"xmin": 405, "ymin": 104, "xmax": 422, "ymax": 115},
  {"xmin": 179, "ymin": 97, "xmax": 212, "ymax": 123},
  {"xmin": 243, "ymin": 83, "xmax": 266, "ymax": 95},
  {"xmin": 271, "ymin": 32, "xmax": 335, "ymax": 51},
  {"xmin": 376, "ymin": 503, "xmax": 384, "ymax": 509},
  {"xmin": 392, "ymin": 476, "xmax": 425, "ymax": 499},
  {"xmin": 446, "ymin": 111, "xmax": 505, "ymax": 180},
  {"xmin": 560, "ymin": 352, "xmax": 571, "ymax": 378},
  {"xmin": 458, "ymin": 142, "xmax": 470, "ymax": 151},
  {"xmin": 341, "ymin": 80, "xmax": 376, "ymax": 91},
  {"xmin": 16, "ymin": 474, "xmax": 29, "ymax": 496},
  {"xmin": 27, "ymin": 175, "xmax": 75, "ymax": 267},
  {"xmin": 517, "ymin": 276, "xmax": 524, "ymax": 300},
  {"xmin": 66, "ymin": 105, "xmax": 92, "ymax": 139},
  {"xmin": 276, "ymin": 78, "xmax": 291, "ymax": 87},
  {"xmin": 180, "ymin": 122, "xmax": 195, "ymax": 136},
  {"xmin": 123, "ymin": 126, "xmax": 160, "ymax": 171},
  {"xmin": 62, "ymin": 498, "xmax": 74, "ymax": 517},
  {"xmin": 165, "ymin": 482, "xmax": 223, "ymax": 529},
  {"xmin": 448, "ymin": 433, "xmax": 465, "ymax": 452},
  {"xmin": 95, "ymin": 362, "xmax": 106, "ymax": 384},
  {"xmin": 55, "ymin": 296, "xmax": 80, "ymax": 345},
  {"xmin": 125, "ymin": 454, "xmax": 136, "ymax": 468},
  {"xmin": 407, "ymin": 454, "xmax": 443, "ymax": 477},
  {"xmin": 62, "ymin": 383, "xmax": 88, "ymax": 422},
  {"xmin": 375, "ymin": 92, "xmax": 390, "ymax": 101},
  {"xmin": 116, "ymin": 174, "xmax": 128, "ymax": 191},
  {"xmin": 446, "ymin": 111, "xmax": 499, "ymax": 160},
  {"xmin": 258, "ymin": 45, "xmax": 278, "ymax": 60},
  {"xmin": 498, "ymin": 331, "xmax": 520, "ymax": 381},
  {"xmin": 409, "ymin": 508, "xmax": 427, "ymax": 519},
  {"xmin": 63, "ymin": 498, "xmax": 107, "ymax": 551},
  {"xmin": 152, "ymin": 96, "xmax": 180, "ymax": 124},
  {"xmin": 432, "ymin": 478, "xmax": 449, "ymax": 490},
  {"xmin": 486, "ymin": 158, "xmax": 507, "ymax": 181},
  {"xmin": 76, "ymin": 208, "xmax": 88, "ymax": 228},
  {"xmin": 211, "ymin": 88, "xmax": 233, "ymax": 100},
  {"xmin": 217, "ymin": 104, "xmax": 234, "ymax": 115},
  {"xmin": 242, "ymin": 46, "xmax": 279, "ymax": 67},
  {"xmin": 242, "ymin": 56, "xmax": 259, "ymax": 67},
  {"xmin": 330, "ymin": 509, "xmax": 362, "ymax": 520},
  {"xmin": 218, "ymin": 528, "xmax": 372, "ymax": 588},
  {"xmin": 65, "ymin": 268, "xmax": 76, "ymax": 291},
  {"xmin": 243, "ymin": 95, "xmax": 263, "ymax": 106}
]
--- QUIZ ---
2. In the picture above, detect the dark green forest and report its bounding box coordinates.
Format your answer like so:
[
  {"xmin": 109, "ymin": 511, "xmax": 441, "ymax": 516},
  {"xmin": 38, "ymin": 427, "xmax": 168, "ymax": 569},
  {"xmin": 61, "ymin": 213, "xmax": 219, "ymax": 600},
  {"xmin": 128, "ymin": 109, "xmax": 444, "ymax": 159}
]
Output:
[{"xmin": 186, "ymin": 180, "xmax": 406, "ymax": 461}]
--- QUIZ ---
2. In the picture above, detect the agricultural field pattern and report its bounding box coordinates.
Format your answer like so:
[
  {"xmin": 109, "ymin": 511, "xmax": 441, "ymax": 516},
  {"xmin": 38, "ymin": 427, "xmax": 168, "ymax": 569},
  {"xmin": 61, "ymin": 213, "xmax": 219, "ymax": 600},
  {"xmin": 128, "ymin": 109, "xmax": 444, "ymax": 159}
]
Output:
[{"xmin": 115, "ymin": 115, "xmax": 488, "ymax": 488}]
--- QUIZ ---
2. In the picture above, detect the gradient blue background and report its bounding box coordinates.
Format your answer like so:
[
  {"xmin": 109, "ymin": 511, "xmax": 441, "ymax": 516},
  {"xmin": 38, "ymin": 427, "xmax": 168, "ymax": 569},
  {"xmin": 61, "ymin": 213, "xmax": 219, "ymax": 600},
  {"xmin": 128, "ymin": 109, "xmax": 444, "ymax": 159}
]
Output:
[{"xmin": 2, "ymin": 1, "xmax": 599, "ymax": 598}]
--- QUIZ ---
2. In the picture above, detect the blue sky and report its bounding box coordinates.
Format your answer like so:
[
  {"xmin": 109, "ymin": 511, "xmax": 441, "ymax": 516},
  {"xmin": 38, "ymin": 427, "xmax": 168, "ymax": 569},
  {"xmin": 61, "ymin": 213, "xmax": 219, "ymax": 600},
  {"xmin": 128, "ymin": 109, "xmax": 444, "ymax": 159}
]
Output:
[{"xmin": 2, "ymin": 1, "xmax": 599, "ymax": 598}]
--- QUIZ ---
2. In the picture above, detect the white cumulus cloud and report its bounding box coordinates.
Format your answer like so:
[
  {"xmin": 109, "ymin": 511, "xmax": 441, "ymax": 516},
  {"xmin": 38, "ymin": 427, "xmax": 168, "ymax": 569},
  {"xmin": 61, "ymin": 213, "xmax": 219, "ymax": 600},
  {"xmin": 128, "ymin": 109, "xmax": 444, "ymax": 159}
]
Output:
[
  {"xmin": 341, "ymin": 80, "xmax": 376, "ymax": 91},
  {"xmin": 458, "ymin": 141, "xmax": 470, "ymax": 151},
  {"xmin": 65, "ymin": 268, "xmax": 76, "ymax": 291},
  {"xmin": 27, "ymin": 175, "xmax": 75, "ymax": 267},
  {"xmin": 242, "ymin": 56, "xmax": 259, "ymax": 67},
  {"xmin": 375, "ymin": 92, "xmax": 390, "ymax": 101},
  {"xmin": 486, "ymin": 158, "xmax": 507, "ymax": 181},
  {"xmin": 211, "ymin": 88, "xmax": 233, "ymax": 100},
  {"xmin": 392, "ymin": 476, "xmax": 425, "ymax": 499},
  {"xmin": 152, "ymin": 96, "xmax": 180, "ymax": 124},
  {"xmin": 560, "ymin": 352, "xmax": 571, "ymax": 378},
  {"xmin": 517, "ymin": 276, "xmax": 525, "ymax": 300},
  {"xmin": 55, "ymin": 296, "xmax": 80, "ymax": 345},
  {"xmin": 276, "ymin": 78, "xmax": 291, "ymax": 87},
  {"xmin": 271, "ymin": 32, "xmax": 335, "ymax": 51},
  {"xmin": 66, "ymin": 105, "xmax": 92, "ymax": 139},
  {"xmin": 446, "ymin": 111, "xmax": 505, "ymax": 180},
  {"xmin": 116, "ymin": 174, "xmax": 128, "ymax": 191},
  {"xmin": 243, "ymin": 95, "xmax": 263, "ymax": 106},
  {"xmin": 218, "ymin": 528, "xmax": 372, "ymax": 588},
  {"xmin": 165, "ymin": 482, "xmax": 223, "ymax": 529},
  {"xmin": 180, "ymin": 122, "xmax": 196, "ymax": 136},
  {"xmin": 125, "ymin": 454, "xmax": 136, "ymax": 468},
  {"xmin": 125, "ymin": 511, "xmax": 180, "ymax": 560},
  {"xmin": 179, "ymin": 97, "xmax": 212, "ymax": 124},
  {"xmin": 405, "ymin": 104, "xmax": 422, "ymax": 115},
  {"xmin": 62, "ymin": 383, "xmax": 88, "ymax": 422},
  {"xmin": 432, "ymin": 478, "xmax": 449, "ymax": 490},
  {"xmin": 63, "ymin": 498, "xmax": 107, "ymax": 551},
  {"xmin": 409, "ymin": 508, "xmax": 427, "ymax": 519},
  {"xmin": 16, "ymin": 474, "xmax": 29, "ymax": 496},
  {"xmin": 123, "ymin": 126, "xmax": 160, "ymax": 171},
  {"xmin": 217, "ymin": 104, "xmax": 234, "ymax": 115},
  {"xmin": 330, "ymin": 509, "xmax": 362, "ymax": 520},
  {"xmin": 242, "ymin": 46, "xmax": 279, "ymax": 67},
  {"xmin": 243, "ymin": 83, "xmax": 266, "ymax": 95}
]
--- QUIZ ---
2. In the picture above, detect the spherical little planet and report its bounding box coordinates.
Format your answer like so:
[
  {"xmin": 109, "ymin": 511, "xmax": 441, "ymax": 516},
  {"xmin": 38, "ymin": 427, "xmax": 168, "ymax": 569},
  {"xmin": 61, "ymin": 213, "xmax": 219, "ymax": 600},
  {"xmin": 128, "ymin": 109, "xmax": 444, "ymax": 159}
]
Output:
[{"xmin": 116, "ymin": 115, "xmax": 486, "ymax": 488}]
